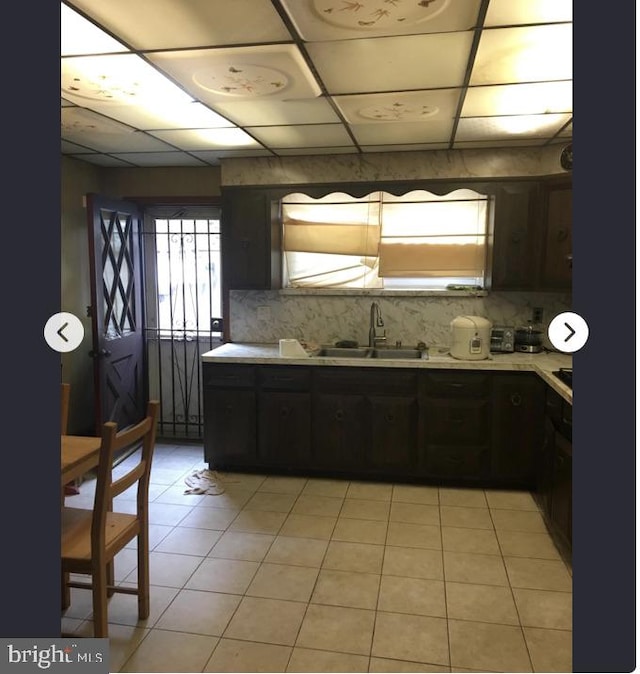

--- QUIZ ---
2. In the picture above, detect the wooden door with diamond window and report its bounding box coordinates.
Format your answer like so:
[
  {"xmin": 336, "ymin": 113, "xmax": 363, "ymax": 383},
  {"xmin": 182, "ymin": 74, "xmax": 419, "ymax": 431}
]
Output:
[{"xmin": 87, "ymin": 193, "xmax": 146, "ymax": 433}]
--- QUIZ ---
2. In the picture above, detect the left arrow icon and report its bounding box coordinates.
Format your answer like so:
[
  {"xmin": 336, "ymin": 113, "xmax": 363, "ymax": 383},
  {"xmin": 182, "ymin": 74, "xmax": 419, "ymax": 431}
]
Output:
[
  {"xmin": 44, "ymin": 313, "xmax": 85, "ymax": 353},
  {"xmin": 57, "ymin": 322, "xmax": 69, "ymax": 342}
]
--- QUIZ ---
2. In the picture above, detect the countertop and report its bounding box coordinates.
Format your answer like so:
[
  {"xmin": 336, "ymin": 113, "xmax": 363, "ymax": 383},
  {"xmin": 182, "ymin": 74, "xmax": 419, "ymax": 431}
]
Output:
[{"xmin": 202, "ymin": 343, "xmax": 573, "ymax": 404}]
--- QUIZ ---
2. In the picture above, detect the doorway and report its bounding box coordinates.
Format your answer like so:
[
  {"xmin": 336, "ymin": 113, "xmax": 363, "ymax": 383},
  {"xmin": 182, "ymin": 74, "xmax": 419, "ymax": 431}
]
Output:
[{"xmin": 142, "ymin": 204, "xmax": 223, "ymax": 440}]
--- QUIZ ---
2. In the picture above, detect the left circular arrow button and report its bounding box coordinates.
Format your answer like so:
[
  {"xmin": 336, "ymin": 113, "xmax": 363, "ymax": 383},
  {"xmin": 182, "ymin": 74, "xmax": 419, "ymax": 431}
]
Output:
[{"xmin": 44, "ymin": 312, "xmax": 85, "ymax": 353}]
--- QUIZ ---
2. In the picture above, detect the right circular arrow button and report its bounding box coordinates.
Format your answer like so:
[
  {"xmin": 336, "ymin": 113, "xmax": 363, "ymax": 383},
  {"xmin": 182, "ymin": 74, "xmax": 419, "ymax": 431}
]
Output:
[{"xmin": 548, "ymin": 311, "xmax": 589, "ymax": 353}]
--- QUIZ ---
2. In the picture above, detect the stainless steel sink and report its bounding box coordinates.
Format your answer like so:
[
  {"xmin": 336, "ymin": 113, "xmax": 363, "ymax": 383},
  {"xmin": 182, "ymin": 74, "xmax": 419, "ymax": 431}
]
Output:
[
  {"xmin": 313, "ymin": 347, "xmax": 373, "ymax": 358},
  {"xmin": 372, "ymin": 348, "xmax": 427, "ymax": 360}
]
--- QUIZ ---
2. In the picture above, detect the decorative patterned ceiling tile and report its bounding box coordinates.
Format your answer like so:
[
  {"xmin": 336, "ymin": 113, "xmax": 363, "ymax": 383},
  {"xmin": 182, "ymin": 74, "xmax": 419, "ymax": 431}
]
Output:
[
  {"xmin": 148, "ymin": 45, "xmax": 322, "ymax": 103},
  {"xmin": 333, "ymin": 89, "xmax": 460, "ymax": 124},
  {"xmin": 280, "ymin": 0, "xmax": 481, "ymax": 41}
]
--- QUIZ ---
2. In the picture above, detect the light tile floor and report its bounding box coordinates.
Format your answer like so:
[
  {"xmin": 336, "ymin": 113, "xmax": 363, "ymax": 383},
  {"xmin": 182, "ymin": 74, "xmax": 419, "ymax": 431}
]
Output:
[{"xmin": 62, "ymin": 442, "xmax": 572, "ymax": 673}]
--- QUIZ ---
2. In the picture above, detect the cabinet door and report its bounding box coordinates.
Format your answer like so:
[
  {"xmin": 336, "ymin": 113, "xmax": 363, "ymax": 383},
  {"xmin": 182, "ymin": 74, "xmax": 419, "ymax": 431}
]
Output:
[
  {"xmin": 312, "ymin": 394, "xmax": 367, "ymax": 471},
  {"xmin": 491, "ymin": 374, "xmax": 545, "ymax": 484},
  {"xmin": 204, "ymin": 388, "xmax": 256, "ymax": 467},
  {"xmin": 221, "ymin": 189, "xmax": 281, "ymax": 289},
  {"xmin": 550, "ymin": 432, "xmax": 572, "ymax": 547},
  {"xmin": 258, "ymin": 391, "xmax": 311, "ymax": 467},
  {"xmin": 490, "ymin": 183, "xmax": 542, "ymax": 290},
  {"xmin": 368, "ymin": 395, "xmax": 418, "ymax": 472},
  {"xmin": 541, "ymin": 183, "xmax": 572, "ymax": 289}
]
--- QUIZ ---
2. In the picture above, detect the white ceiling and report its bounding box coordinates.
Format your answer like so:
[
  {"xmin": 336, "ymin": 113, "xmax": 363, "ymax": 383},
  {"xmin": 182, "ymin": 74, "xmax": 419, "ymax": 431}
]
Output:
[{"xmin": 61, "ymin": 0, "xmax": 573, "ymax": 168}]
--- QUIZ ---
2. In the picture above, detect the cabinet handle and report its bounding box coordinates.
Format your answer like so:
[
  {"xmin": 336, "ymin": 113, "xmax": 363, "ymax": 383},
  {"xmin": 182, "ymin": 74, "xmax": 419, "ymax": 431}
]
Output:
[
  {"xmin": 385, "ymin": 414, "xmax": 395, "ymax": 424},
  {"xmin": 335, "ymin": 410, "xmax": 344, "ymax": 421},
  {"xmin": 240, "ymin": 238, "xmax": 250, "ymax": 249},
  {"xmin": 446, "ymin": 382, "xmax": 464, "ymax": 388},
  {"xmin": 280, "ymin": 407, "xmax": 290, "ymax": 419},
  {"xmin": 557, "ymin": 228, "xmax": 569, "ymax": 242},
  {"xmin": 510, "ymin": 393, "xmax": 522, "ymax": 407}
]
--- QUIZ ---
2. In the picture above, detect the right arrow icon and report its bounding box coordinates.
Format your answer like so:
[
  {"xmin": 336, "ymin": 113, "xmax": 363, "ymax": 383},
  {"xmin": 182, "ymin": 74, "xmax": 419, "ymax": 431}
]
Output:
[
  {"xmin": 548, "ymin": 312, "xmax": 589, "ymax": 353},
  {"xmin": 563, "ymin": 322, "xmax": 575, "ymax": 342}
]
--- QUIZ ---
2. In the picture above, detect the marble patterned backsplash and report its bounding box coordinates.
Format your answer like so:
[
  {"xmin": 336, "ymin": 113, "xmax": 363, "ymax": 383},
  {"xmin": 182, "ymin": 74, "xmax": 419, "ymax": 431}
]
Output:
[{"xmin": 229, "ymin": 290, "xmax": 572, "ymax": 350}]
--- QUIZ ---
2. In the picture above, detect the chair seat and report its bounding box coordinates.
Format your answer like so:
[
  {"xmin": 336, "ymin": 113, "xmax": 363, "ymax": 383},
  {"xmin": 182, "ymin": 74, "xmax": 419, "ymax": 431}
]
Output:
[{"xmin": 61, "ymin": 507, "xmax": 139, "ymax": 563}]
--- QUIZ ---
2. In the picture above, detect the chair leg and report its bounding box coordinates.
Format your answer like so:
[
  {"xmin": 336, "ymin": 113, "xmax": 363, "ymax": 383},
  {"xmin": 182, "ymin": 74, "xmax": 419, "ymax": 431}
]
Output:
[
  {"xmin": 92, "ymin": 565, "xmax": 109, "ymax": 638},
  {"xmin": 137, "ymin": 532, "xmax": 150, "ymax": 620},
  {"xmin": 106, "ymin": 561, "xmax": 115, "ymax": 598},
  {"xmin": 61, "ymin": 571, "xmax": 70, "ymax": 611}
]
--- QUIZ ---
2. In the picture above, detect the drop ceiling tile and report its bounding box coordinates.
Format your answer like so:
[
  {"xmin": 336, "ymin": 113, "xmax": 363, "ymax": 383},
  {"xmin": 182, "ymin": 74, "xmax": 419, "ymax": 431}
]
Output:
[
  {"xmin": 485, "ymin": 0, "xmax": 572, "ymax": 27},
  {"xmin": 192, "ymin": 149, "xmax": 275, "ymax": 161},
  {"xmin": 62, "ymin": 139, "xmax": 93, "ymax": 154},
  {"xmin": 69, "ymin": 154, "xmax": 134, "ymax": 167},
  {"xmin": 470, "ymin": 24, "xmax": 572, "ymax": 85},
  {"xmin": 65, "ymin": 0, "xmax": 291, "ymax": 50},
  {"xmin": 73, "ymin": 101, "xmax": 234, "ymax": 131},
  {"xmin": 307, "ymin": 32, "xmax": 473, "ymax": 94},
  {"xmin": 148, "ymin": 45, "xmax": 321, "ymax": 106},
  {"xmin": 275, "ymin": 147, "xmax": 358, "ymax": 156},
  {"xmin": 280, "ymin": 0, "xmax": 482, "ymax": 41},
  {"xmin": 453, "ymin": 139, "xmax": 547, "ymax": 149},
  {"xmin": 246, "ymin": 123, "xmax": 355, "ymax": 148},
  {"xmin": 351, "ymin": 119, "xmax": 453, "ymax": 145},
  {"xmin": 61, "ymin": 107, "xmax": 176, "ymax": 152},
  {"xmin": 462, "ymin": 81, "xmax": 572, "ymax": 117},
  {"xmin": 148, "ymin": 128, "xmax": 263, "ymax": 151},
  {"xmin": 211, "ymin": 98, "xmax": 341, "ymax": 126},
  {"xmin": 333, "ymin": 89, "xmax": 461, "ymax": 124},
  {"xmin": 109, "ymin": 152, "xmax": 209, "ymax": 167},
  {"xmin": 455, "ymin": 113, "xmax": 572, "ymax": 141},
  {"xmin": 361, "ymin": 143, "xmax": 450, "ymax": 152}
]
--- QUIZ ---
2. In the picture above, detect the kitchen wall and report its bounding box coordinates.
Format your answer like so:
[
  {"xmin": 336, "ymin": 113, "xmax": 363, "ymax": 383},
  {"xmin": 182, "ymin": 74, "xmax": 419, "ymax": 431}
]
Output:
[
  {"xmin": 229, "ymin": 290, "xmax": 571, "ymax": 350},
  {"xmin": 223, "ymin": 146, "xmax": 571, "ymax": 349}
]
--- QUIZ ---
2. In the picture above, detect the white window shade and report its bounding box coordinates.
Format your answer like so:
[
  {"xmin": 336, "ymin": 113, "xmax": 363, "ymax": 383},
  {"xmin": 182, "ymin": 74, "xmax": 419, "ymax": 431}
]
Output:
[{"xmin": 281, "ymin": 189, "xmax": 489, "ymax": 289}]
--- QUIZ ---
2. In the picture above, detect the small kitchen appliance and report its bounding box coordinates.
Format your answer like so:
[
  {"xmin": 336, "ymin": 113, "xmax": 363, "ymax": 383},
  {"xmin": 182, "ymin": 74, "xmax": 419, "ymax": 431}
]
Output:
[
  {"xmin": 490, "ymin": 326, "xmax": 515, "ymax": 353},
  {"xmin": 450, "ymin": 315, "xmax": 492, "ymax": 360},
  {"xmin": 514, "ymin": 324, "xmax": 544, "ymax": 353}
]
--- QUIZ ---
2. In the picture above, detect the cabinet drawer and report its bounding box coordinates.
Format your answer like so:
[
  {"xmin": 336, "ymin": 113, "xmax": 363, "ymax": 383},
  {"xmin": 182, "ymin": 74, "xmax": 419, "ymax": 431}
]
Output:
[
  {"xmin": 425, "ymin": 445, "xmax": 490, "ymax": 478},
  {"xmin": 204, "ymin": 364, "xmax": 255, "ymax": 388},
  {"xmin": 424, "ymin": 371, "xmax": 491, "ymax": 398},
  {"xmin": 426, "ymin": 399, "xmax": 490, "ymax": 444},
  {"xmin": 315, "ymin": 368, "xmax": 417, "ymax": 395},
  {"xmin": 259, "ymin": 366, "xmax": 311, "ymax": 391}
]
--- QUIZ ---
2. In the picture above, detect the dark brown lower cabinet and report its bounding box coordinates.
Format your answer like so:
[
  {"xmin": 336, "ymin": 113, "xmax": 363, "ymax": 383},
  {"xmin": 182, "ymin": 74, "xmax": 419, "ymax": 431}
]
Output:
[
  {"xmin": 537, "ymin": 386, "xmax": 572, "ymax": 558},
  {"xmin": 203, "ymin": 363, "xmax": 559, "ymax": 495},
  {"xmin": 491, "ymin": 373, "xmax": 545, "ymax": 484}
]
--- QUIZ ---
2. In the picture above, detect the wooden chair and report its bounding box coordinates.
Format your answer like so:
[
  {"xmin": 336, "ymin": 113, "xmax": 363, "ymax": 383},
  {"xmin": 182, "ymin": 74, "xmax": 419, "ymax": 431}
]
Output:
[
  {"xmin": 61, "ymin": 400, "xmax": 160, "ymax": 637},
  {"xmin": 61, "ymin": 383, "xmax": 71, "ymax": 434}
]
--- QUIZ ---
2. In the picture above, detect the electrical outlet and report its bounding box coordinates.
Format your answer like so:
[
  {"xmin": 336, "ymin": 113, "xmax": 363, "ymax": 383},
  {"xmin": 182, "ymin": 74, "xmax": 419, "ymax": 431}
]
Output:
[
  {"xmin": 257, "ymin": 306, "xmax": 271, "ymax": 321},
  {"xmin": 532, "ymin": 307, "xmax": 543, "ymax": 324}
]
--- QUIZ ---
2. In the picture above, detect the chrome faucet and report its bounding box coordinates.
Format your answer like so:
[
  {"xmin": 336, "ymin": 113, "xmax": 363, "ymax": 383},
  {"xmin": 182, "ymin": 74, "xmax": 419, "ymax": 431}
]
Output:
[{"xmin": 368, "ymin": 302, "xmax": 387, "ymax": 348}]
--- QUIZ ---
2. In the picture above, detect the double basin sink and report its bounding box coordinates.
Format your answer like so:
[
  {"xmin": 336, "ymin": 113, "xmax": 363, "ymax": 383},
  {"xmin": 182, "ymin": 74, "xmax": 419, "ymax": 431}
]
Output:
[{"xmin": 312, "ymin": 346, "xmax": 427, "ymax": 360}]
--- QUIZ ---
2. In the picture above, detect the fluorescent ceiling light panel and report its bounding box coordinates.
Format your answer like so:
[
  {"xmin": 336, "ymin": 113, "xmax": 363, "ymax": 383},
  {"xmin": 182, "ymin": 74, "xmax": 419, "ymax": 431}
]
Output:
[
  {"xmin": 462, "ymin": 81, "xmax": 572, "ymax": 117},
  {"xmin": 471, "ymin": 25, "xmax": 572, "ymax": 85},
  {"xmin": 61, "ymin": 4, "xmax": 129, "ymax": 56},
  {"xmin": 456, "ymin": 113, "xmax": 571, "ymax": 140},
  {"xmin": 61, "ymin": 54, "xmax": 195, "ymax": 106},
  {"xmin": 149, "ymin": 128, "xmax": 262, "ymax": 149},
  {"xmin": 485, "ymin": 0, "xmax": 572, "ymax": 27}
]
